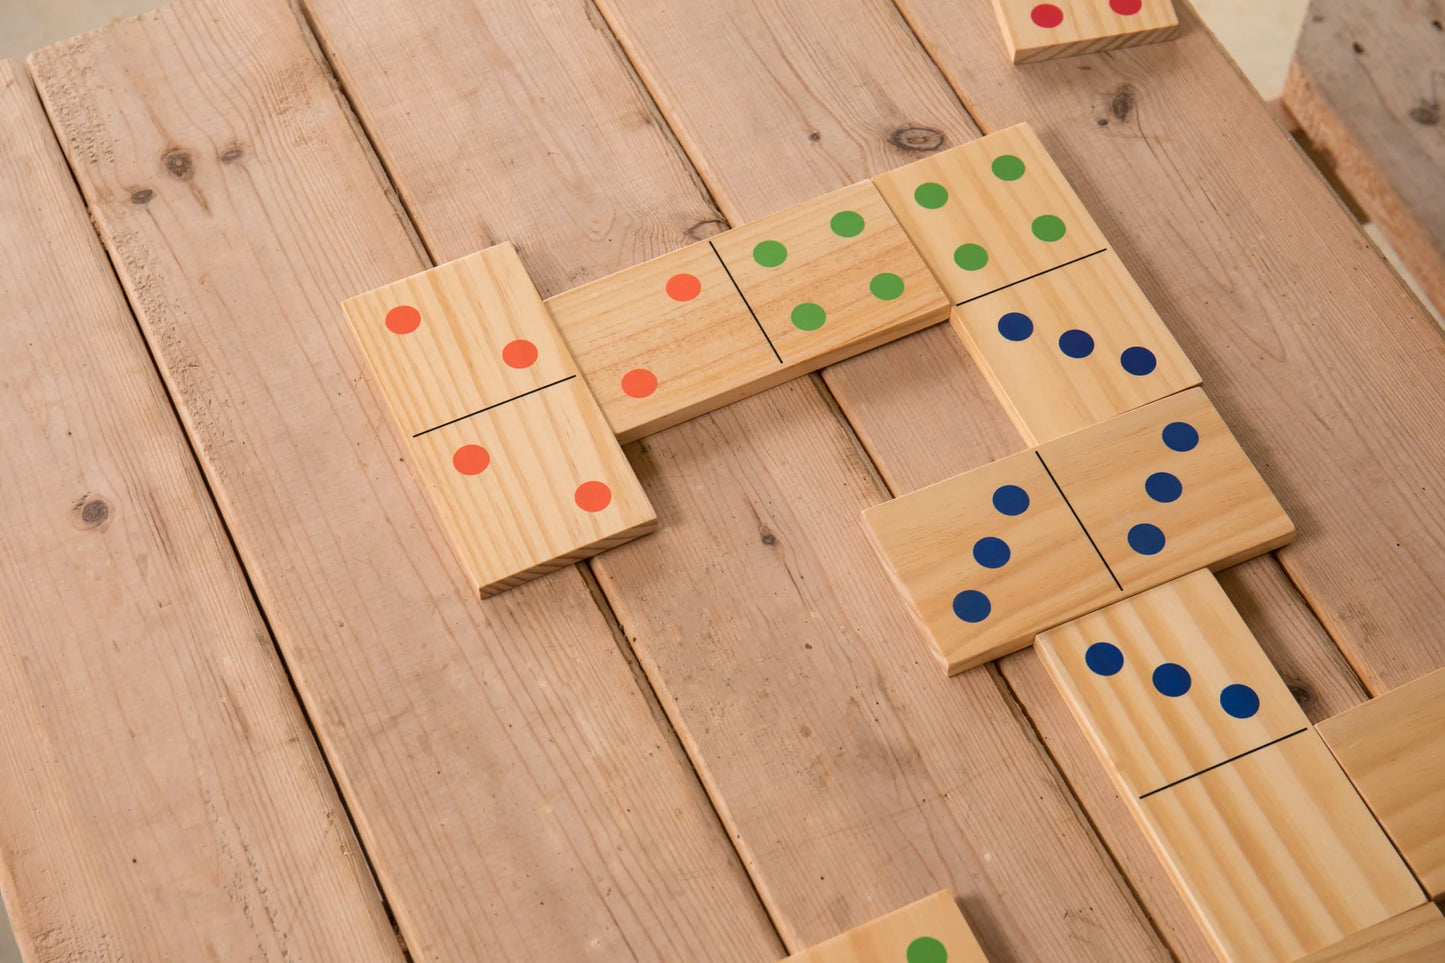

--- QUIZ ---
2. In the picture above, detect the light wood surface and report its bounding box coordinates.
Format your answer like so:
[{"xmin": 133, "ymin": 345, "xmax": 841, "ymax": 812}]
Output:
[
  {"xmin": 1283, "ymin": 0, "xmax": 1445, "ymax": 317},
  {"xmin": 1318, "ymin": 664, "xmax": 1445, "ymax": 896},
  {"xmin": 873, "ymin": 124, "xmax": 1108, "ymax": 304},
  {"xmin": 951, "ymin": 249, "xmax": 1200, "ymax": 444},
  {"xmin": 1036, "ymin": 570, "xmax": 1310, "ymax": 798},
  {"xmin": 346, "ymin": 244, "xmax": 655, "ymax": 595},
  {"xmin": 27, "ymin": 3, "xmax": 783, "ymax": 960},
  {"xmin": 1042, "ymin": 388, "xmax": 1295, "ymax": 591},
  {"xmin": 1140, "ymin": 730, "xmax": 1423, "ymax": 962},
  {"xmin": 1297, "ymin": 902, "xmax": 1445, "ymax": 963},
  {"xmin": 546, "ymin": 239, "xmax": 779, "ymax": 442},
  {"xmin": 865, "ymin": 448, "xmax": 1121, "ymax": 673},
  {"xmin": 990, "ymin": 0, "xmax": 1178, "ymax": 64},
  {"xmin": 0, "ymin": 60, "xmax": 401, "ymax": 961},
  {"xmin": 308, "ymin": 0, "xmax": 1179, "ymax": 957},
  {"xmin": 784, "ymin": 891, "xmax": 988, "ymax": 963}
]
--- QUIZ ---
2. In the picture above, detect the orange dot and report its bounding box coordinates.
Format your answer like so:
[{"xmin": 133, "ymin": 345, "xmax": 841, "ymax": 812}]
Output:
[
  {"xmin": 452, "ymin": 444, "xmax": 490, "ymax": 475},
  {"xmin": 665, "ymin": 273, "xmax": 701, "ymax": 302},
  {"xmin": 385, "ymin": 305, "xmax": 421, "ymax": 334},
  {"xmin": 574, "ymin": 481, "xmax": 612, "ymax": 513},
  {"xmin": 502, "ymin": 339, "xmax": 539, "ymax": 369},
  {"xmin": 621, "ymin": 368, "xmax": 658, "ymax": 399}
]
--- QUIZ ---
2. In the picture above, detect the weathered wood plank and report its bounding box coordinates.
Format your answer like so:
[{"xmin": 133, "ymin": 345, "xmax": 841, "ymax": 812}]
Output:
[
  {"xmin": 302, "ymin": 0, "xmax": 1179, "ymax": 959},
  {"xmin": 26, "ymin": 4, "xmax": 782, "ymax": 960},
  {"xmin": 0, "ymin": 61, "xmax": 401, "ymax": 962},
  {"xmin": 1284, "ymin": 0, "xmax": 1445, "ymax": 317},
  {"xmin": 892, "ymin": 0, "xmax": 1445, "ymax": 694}
]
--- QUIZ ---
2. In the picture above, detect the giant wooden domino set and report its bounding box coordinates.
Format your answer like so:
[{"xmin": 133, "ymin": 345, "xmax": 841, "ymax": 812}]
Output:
[{"xmin": 344, "ymin": 122, "xmax": 1445, "ymax": 961}]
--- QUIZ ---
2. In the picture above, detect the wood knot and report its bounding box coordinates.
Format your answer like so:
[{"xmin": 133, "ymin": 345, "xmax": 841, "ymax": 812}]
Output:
[
  {"xmin": 163, "ymin": 149, "xmax": 193, "ymax": 179},
  {"xmin": 220, "ymin": 145, "xmax": 245, "ymax": 163},
  {"xmin": 807, "ymin": 130, "xmax": 822, "ymax": 142},
  {"xmin": 1287, "ymin": 682, "xmax": 1313, "ymax": 709},
  {"xmin": 70, "ymin": 494, "xmax": 113, "ymax": 531},
  {"xmin": 1111, "ymin": 86, "xmax": 1136, "ymax": 122},
  {"xmin": 130, "ymin": 188, "xmax": 154, "ymax": 205},
  {"xmin": 1410, "ymin": 101, "xmax": 1440, "ymax": 125},
  {"xmin": 684, "ymin": 218, "xmax": 728, "ymax": 242},
  {"xmin": 890, "ymin": 127, "xmax": 945, "ymax": 152},
  {"xmin": 760, "ymin": 529, "xmax": 778, "ymax": 546}
]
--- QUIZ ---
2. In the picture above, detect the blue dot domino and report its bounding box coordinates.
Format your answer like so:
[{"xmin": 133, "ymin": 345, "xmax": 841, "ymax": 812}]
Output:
[
  {"xmin": 1128, "ymin": 523, "xmax": 1166, "ymax": 555},
  {"xmin": 1153, "ymin": 662, "xmax": 1192, "ymax": 697},
  {"xmin": 1058, "ymin": 329, "xmax": 1095, "ymax": 359},
  {"xmin": 992, "ymin": 484, "xmax": 1029, "ymax": 516},
  {"xmin": 972, "ymin": 537, "xmax": 1011, "ymax": 569},
  {"xmin": 953, "ymin": 590, "xmax": 991, "ymax": 623},
  {"xmin": 1120, "ymin": 345, "xmax": 1157, "ymax": 376},
  {"xmin": 1220, "ymin": 683, "xmax": 1261, "ymax": 719},
  {"xmin": 953, "ymin": 485, "xmax": 1033, "ymax": 624},
  {"xmin": 1085, "ymin": 642, "xmax": 1124, "ymax": 676},
  {"xmin": 997, "ymin": 311, "xmax": 1034, "ymax": 342},
  {"xmin": 1088, "ymin": 645, "xmax": 1266, "ymax": 722}
]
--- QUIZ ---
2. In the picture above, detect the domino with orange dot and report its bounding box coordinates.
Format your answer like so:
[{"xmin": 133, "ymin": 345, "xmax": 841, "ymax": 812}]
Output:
[
  {"xmin": 990, "ymin": 0, "xmax": 1178, "ymax": 64},
  {"xmin": 343, "ymin": 243, "xmax": 655, "ymax": 597}
]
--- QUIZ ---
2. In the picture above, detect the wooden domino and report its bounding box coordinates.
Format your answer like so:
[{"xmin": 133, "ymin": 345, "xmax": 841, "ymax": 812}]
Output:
[
  {"xmin": 545, "ymin": 239, "xmax": 780, "ymax": 443},
  {"xmin": 1035, "ymin": 570, "xmax": 1309, "ymax": 798},
  {"xmin": 343, "ymin": 244, "xmax": 655, "ymax": 596},
  {"xmin": 990, "ymin": 0, "xmax": 1179, "ymax": 64},
  {"xmin": 1138, "ymin": 729, "xmax": 1422, "ymax": 961},
  {"xmin": 863, "ymin": 448, "xmax": 1120, "ymax": 674},
  {"xmin": 873, "ymin": 124, "xmax": 1108, "ymax": 305},
  {"xmin": 1318, "ymin": 664, "xmax": 1445, "ymax": 897},
  {"xmin": 951, "ymin": 249, "xmax": 1199, "ymax": 444},
  {"xmin": 784, "ymin": 890, "xmax": 988, "ymax": 962},
  {"xmin": 1039, "ymin": 387, "xmax": 1295, "ymax": 593},
  {"xmin": 1297, "ymin": 903, "xmax": 1445, "ymax": 963}
]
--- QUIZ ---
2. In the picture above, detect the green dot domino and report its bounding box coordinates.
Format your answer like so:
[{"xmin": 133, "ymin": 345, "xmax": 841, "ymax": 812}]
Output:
[
  {"xmin": 1032, "ymin": 215, "xmax": 1067, "ymax": 242},
  {"xmin": 791, "ymin": 302, "xmax": 826, "ymax": 331},
  {"xmin": 914, "ymin": 182, "xmax": 948, "ymax": 209},
  {"xmin": 992, "ymin": 153, "xmax": 1025, "ymax": 181},
  {"xmin": 870, "ymin": 272, "xmax": 904, "ymax": 300},
  {"xmin": 831, "ymin": 210, "xmax": 865, "ymax": 237},
  {"xmin": 907, "ymin": 935, "xmax": 947, "ymax": 963},
  {"xmin": 954, "ymin": 243, "xmax": 988, "ymax": 272},
  {"xmin": 753, "ymin": 239, "xmax": 788, "ymax": 267}
]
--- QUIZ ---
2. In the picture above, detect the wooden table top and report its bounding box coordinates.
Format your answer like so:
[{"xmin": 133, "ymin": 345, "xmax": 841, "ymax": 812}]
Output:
[{"xmin": 1, "ymin": 0, "xmax": 1440, "ymax": 959}]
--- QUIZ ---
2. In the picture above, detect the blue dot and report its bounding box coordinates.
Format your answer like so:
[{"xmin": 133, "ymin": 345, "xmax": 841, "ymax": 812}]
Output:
[
  {"xmin": 1058, "ymin": 329, "xmax": 1095, "ymax": 358},
  {"xmin": 1162, "ymin": 421, "xmax": 1200, "ymax": 452},
  {"xmin": 998, "ymin": 312, "xmax": 1034, "ymax": 341},
  {"xmin": 973, "ymin": 537, "xmax": 1011, "ymax": 569},
  {"xmin": 992, "ymin": 485, "xmax": 1030, "ymax": 516},
  {"xmin": 1145, "ymin": 472, "xmax": 1182, "ymax": 503},
  {"xmin": 1220, "ymin": 684, "xmax": 1261, "ymax": 719},
  {"xmin": 1085, "ymin": 642, "xmax": 1124, "ymax": 676},
  {"xmin": 1153, "ymin": 663, "xmax": 1192, "ymax": 697},
  {"xmin": 953, "ymin": 590, "xmax": 992, "ymax": 623},
  {"xmin": 1120, "ymin": 346, "xmax": 1157, "ymax": 376},
  {"xmin": 1128, "ymin": 523, "xmax": 1166, "ymax": 555}
]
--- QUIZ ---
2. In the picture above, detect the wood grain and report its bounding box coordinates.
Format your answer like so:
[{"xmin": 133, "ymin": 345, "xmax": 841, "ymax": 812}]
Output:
[
  {"xmin": 302, "ymin": 0, "xmax": 1179, "ymax": 957},
  {"xmin": 27, "ymin": 3, "xmax": 781, "ymax": 960},
  {"xmin": 1318, "ymin": 664, "xmax": 1445, "ymax": 896},
  {"xmin": 1284, "ymin": 0, "xmax": 1445, "ymax": 317},
  {"xmin": 1297, "ymin": 902, "xmax": 1445, "ymax": 963},
  {"xmin": 891, "ymin": 0, "xmax": 1445, "ymax": 693},
  {"xmin": 0, "ymin": 60, "xmax": 401, "ymax": 962}
]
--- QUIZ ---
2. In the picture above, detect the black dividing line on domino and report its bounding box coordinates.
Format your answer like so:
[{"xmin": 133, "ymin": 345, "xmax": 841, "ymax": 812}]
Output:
[
  {"xmin": 1035, "ymin": 450, "xmax": 1122, "ymax": 592},
  {"xmin": 1137, "ymin": 727, "xmax": 1310, "ymax": 801},
  {"xmin": 709, "ymin": 239, "xmax": 783, "ymax": 365},
  {"xmin": 955, "ymin": 248, "xmax": 1109, "ymax": 307},
  {"xmin": 413, "ymin": 375, "xmax": 578, "ymax": 438}
]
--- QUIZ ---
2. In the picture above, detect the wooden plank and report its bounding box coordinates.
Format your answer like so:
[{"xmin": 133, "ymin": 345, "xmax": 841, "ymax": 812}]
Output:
[
  {"xmin": 1297, "ymin": 902, "xmax": 1445, "ymax": 963},
  {"xmin": 1138, "ymin": 730, "xmax": 1422, "ymax": 961},
  {"xmin": 0, "ymin": 61, "xmax": 401, "ymax": 961},
  {"xmin": 300, "ymin": 0, "xmax": 1180, "ymax": 957},
  {"xmin": 1036, "ymin": 570, "xmax": 1310, "ymax": 798},
  {"xmin": 990, "ymin": 0, "xmax": 1178, "ymax": 64},
  {"xmin": 26, "ymin": 4, "xmax": 782, "ymax": 960},
  {"xmin": 951, "ymin": 249, "xmax": 1200, "ymax": 445},
  {"xmin": 344, "ymin": 244, "xmax": 656, "ymax": 595},
  {"xmin": 888, "ymin": 0, "xmax": 1445, "ymax": 693},
  {"xmin": 1284, "ymin": 0, "xmax": 1445, "ymax": 317},
  {"xmin": 863, "ymin": 448, "xmax": 1121, "ymax": 673},
  {"xmin": 784, "ymin": 891, "xmax": 988, "ymax": 963},
  {"xmin": 1318, "ymin": 664, "xmax": 1445, "ymax": 896}
]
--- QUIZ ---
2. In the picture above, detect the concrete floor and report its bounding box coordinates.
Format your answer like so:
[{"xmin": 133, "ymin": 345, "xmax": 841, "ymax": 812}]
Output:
[{"xmin": 0, "ymin": 1, "xmax": 1312, "ymax": 960}]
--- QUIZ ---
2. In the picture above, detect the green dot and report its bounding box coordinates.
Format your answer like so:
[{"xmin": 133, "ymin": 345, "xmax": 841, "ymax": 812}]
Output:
[
  {"xmin": 914, "ymin": 182, "xmax": 948, "ymax": 209},
  {"xmin": 992, "ymin": 154, "xmax": 1026, "ymax": 181},
  {"xmin": 753, "ymin": 240, "xmax": 788, "ymax": 267},
  {"xmin": 954, "ymin": 243, "xmax": 989, "ymax": 271},
  {"xmin": 907, "ymin": 935, "xmax": 947, "ymax": 963},
  {"xmin": 791, "ymin": 302, "xmax": 826, "ymax": 331},
  {"xmin": 831, "ymin": 210, "xmax": 865, "ymax": 237},
  {"xmin": 870, "ymin": 272, "xmax": 904, "ymax": 300},
  {"xmin": 1032, "ymin": 215, "xmax": 1067, "ymax": 242}
]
